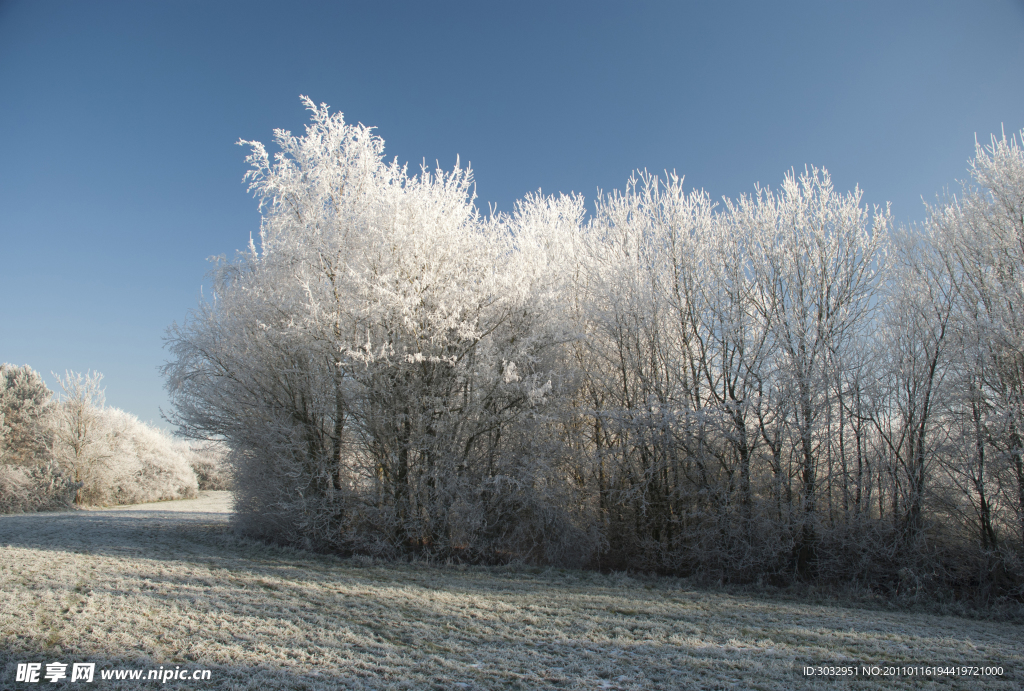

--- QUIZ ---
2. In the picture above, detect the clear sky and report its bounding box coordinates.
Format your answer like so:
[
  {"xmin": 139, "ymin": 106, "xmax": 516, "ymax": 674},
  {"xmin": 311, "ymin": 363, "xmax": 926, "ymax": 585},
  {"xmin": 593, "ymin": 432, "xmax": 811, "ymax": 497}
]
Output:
[{"xmin": 2, "ymin": 0, "xmax": 1023, "ymax": 428}]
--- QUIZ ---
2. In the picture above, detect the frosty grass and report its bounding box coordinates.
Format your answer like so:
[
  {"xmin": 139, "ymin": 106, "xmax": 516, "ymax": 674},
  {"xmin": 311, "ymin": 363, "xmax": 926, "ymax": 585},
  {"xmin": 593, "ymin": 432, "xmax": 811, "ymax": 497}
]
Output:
[{"xmin": 2, "ymin": 492, "xmax": 1021, "ymax": 690}]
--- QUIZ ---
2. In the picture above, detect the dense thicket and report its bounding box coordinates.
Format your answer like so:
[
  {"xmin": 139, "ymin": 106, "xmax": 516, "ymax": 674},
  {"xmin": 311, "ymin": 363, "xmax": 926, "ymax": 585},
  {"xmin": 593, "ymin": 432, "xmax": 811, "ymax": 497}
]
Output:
[
  {"xmin": 0, "ymin": 364, "xmax": 76, "ymax": 512},
  {"xmin": 165, "ymin": 99, "xmax": 1024, "ymax": 600},
  {"xmin": 1, "ymin": 365, "xmax": 224, "ymax": 512}
]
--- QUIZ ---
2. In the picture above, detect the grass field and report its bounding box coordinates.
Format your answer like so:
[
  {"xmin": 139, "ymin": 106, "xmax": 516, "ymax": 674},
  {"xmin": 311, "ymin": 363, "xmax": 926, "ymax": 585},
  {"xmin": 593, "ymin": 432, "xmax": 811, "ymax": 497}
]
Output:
[{"xmin": 1, "ymin": 492, "xmax": 1021, "ymax": 690}]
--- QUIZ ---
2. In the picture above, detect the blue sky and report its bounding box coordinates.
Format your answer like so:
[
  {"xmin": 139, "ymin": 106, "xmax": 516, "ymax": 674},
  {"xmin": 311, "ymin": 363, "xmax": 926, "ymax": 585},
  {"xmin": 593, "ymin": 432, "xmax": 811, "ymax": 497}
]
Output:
[{"xmin": 2, "ymin": 0, "xmax": 1023, "ymax": 428}]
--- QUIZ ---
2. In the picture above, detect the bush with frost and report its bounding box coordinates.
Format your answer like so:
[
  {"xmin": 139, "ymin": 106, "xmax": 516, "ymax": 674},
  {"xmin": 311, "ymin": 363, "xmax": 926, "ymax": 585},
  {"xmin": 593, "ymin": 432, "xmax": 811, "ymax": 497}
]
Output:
[
  {"xmin": 4, "ymin": 365, "xmax": 212, "ymax": 512},
  {"xmin": 0, "ymin": 460, "xmax": 79, "ymax": 513},
  {"xmin": 42, "ymin": 370, "xmax": 198, "ymax": 506},
  {"xmin": 51, "ymin": 404, "xmax": 199, "ymax": 506},
  {"xmin": 0, "ymin": 364, "xmax": 79, "ymax": 512},
  {"xmin": 182, "ymin": 441, "xmax": 232, "ymax": 490}
]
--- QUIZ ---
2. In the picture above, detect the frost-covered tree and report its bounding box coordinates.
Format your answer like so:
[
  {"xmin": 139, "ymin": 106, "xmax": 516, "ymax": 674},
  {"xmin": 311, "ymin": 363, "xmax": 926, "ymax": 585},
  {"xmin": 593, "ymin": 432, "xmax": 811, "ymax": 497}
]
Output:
[
  {"xmin": 577, "ymin": 172, "xmax": 761, "ymax": 572},
  {"xmin": 49, "ymin": 370, "xmax": 106, "ymax": 503},
  {"xmin": 0, "ymin": 363, "xmax": 53, "ymax": 466},
  {"xmin": 575, "ymin": 168, "xmax": 888, "ymax": 577},
  {"xmin": 870, "ymin": 223, "xmax": 957, "ymax": 545},
  {"xmin": 736, "ymin": 168, "xmax": 889, "ymax": 573},
  {"xmin": 929, "ymin": 130, "xmax": 1024, "ymax": 549},
  {"xmin": 0, "ymin": 364, "xmax": 77, "ymax": 513},
  {"xmin": 166, "ymin": 98, "xmax": 592, "ymax": 562},
  {"xmin": 163, "ymin": 98, "xmax": 1024, "ymax": 596}
]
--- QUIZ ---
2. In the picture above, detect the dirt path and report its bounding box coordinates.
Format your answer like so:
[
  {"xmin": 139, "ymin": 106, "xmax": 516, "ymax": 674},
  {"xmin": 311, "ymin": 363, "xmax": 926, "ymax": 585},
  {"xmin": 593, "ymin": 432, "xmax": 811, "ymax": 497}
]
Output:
[{"xmin": 2, "ymin": 493, "xmax": 1021, "ymax": 689}]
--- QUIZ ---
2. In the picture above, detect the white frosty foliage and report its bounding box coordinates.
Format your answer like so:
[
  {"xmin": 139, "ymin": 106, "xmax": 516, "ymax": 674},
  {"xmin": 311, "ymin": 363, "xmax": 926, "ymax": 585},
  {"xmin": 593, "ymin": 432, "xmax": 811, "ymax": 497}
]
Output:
[
  {"xmin": 0, "ymin": 365, "xmax": 77, "ymax": 512},
  {"xmin": 166, "ymin": 101, "xmax": 1024, "ymax": 596},
  {"xmin": 166, "ymin": 97, "xmax": 591, "ymax": 563},
  {"xmin": 2, "ymin": 368, "xmax": 200, "ymax": 512},
  {"xmin": 48, "ymin": 372, "xmax": 199, "ymax": 506},
  {"xmin": 0, "ymin": 363, "xmax": 53, "ymax": 466}
]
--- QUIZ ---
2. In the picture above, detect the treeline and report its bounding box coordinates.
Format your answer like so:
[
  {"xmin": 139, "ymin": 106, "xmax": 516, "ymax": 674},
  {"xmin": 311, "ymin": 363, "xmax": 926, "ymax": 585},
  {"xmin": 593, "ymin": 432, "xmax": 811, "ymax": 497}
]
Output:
[
  {"xmin": 0, "ymin": 366, "xmax": 229, "ymax": 512},
  {"xmin": 165, "ymin": 98, "xmax": 1024, "ymax": 600}
]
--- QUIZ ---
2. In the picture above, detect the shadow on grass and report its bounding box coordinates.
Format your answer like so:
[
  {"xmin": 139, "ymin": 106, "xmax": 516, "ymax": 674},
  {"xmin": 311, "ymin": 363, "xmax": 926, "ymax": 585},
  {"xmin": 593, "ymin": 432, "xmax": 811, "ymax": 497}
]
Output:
[{"xmin": 0, "ymin": 506, "xmax": 234, "ymax": 559}]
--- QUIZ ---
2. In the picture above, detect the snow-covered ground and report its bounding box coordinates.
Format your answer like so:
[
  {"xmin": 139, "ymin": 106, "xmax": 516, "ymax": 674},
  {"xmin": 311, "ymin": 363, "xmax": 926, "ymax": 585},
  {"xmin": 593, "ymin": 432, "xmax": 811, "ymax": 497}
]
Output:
[{"xmin": 1, "ymin": 492, "xmax": 1020, "ymax": 689}]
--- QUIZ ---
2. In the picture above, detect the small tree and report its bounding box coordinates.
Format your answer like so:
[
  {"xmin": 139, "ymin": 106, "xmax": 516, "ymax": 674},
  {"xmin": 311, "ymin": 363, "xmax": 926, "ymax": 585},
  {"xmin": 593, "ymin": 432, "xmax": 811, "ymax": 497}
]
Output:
[
  {"xmin": 1, "ymin": 364, "xmax": 79, "ymax": 513},
  {"xmin": 50, "ymin": 370, "xmax": 106, "ymax": 503},
  {"xmin": 0, "ymin": 363, "xmax": 53, "ymax": 466}
]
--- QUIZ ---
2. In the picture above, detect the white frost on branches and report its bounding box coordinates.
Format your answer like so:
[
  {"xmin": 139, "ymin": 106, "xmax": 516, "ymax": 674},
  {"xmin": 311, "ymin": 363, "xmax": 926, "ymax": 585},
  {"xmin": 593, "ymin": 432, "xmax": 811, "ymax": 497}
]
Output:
[{"xmin": 165, "ymin": 101, "xmax": 1024, "ymax": 590}]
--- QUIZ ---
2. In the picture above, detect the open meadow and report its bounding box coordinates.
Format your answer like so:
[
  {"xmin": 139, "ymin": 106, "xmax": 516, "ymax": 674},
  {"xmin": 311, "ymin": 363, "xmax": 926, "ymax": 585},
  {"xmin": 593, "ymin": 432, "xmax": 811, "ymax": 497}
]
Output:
[{"xmin": 1, "ymin": 492, "xmax": 1021, "ymax": 690}]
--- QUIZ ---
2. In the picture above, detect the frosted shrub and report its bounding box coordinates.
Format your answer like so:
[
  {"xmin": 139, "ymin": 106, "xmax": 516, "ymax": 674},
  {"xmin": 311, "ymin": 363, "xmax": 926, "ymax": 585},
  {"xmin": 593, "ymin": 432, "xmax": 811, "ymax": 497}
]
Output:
[
  {"xmin": 183, "ymin": 441, "xmax": 232, "ymax": 490},
  {"xmin": 46, "ymin": 371, "xmax": 198, "ymax": 506},
  {"xmin": 59, "ymin": 406, "xmax": 199, "ymax": 506},
  {"xmin": 0, "ymin": 461, "xmax": 78, "ymax": 513},
  {"xmin": 0, "ymin": 364, "xmax": 78, "ymax": 513},
  {"xmin": 105, "ymin": 408, "xmax": 199, "ymax": 504},
  {"xmin": 3, "ymin": 366, "xmax": 200, "ymax": 511}
]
